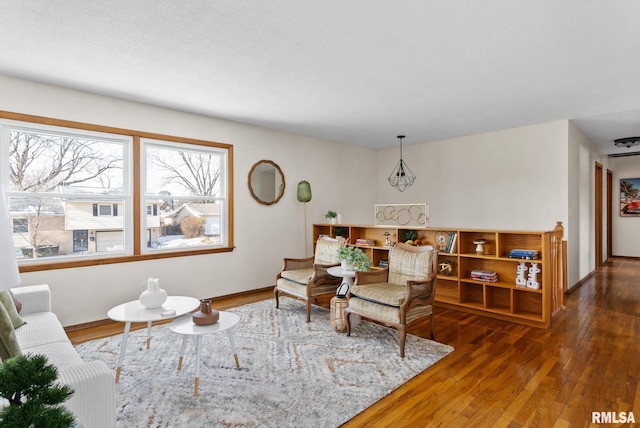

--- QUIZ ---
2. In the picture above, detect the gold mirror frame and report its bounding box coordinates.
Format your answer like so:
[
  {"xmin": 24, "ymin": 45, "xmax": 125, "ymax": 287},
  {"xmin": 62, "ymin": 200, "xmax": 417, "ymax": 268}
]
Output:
[{"xmin": 248, "ymin": 160, "xmax": 285, "ymax": 205}]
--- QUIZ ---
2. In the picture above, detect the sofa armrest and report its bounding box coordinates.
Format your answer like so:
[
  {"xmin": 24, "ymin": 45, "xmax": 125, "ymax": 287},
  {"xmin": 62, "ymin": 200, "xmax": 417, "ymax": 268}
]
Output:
[
  {"xmin": 59, "ymin": 361, "xmax": 116, "ymax": 428},
  {"xmin": 10, "ymin": 284, "xmax": 51, "ymax": 314}
]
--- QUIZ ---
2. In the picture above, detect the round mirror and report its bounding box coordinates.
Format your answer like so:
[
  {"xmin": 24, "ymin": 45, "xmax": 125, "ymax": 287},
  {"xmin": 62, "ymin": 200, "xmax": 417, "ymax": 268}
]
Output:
[{"xmin": 248, "ymin": 160, "xmax": 285, "ymax": 205}]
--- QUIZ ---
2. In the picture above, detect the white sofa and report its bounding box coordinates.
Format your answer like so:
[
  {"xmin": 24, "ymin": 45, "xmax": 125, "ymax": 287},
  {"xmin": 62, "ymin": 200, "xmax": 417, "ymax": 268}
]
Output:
[{"xmin": 9, "ymin": 284, "xmax": 116, "ymax": 428}]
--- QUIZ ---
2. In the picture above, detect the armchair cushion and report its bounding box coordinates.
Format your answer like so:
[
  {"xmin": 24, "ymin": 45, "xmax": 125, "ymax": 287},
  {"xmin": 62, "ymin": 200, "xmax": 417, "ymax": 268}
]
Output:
[
  {"xmin": 388, "ymin": 245, "xmax": 433, "ymax": 286},
  {"xmin": 313, "ymin": 238, "xmax": 345, "ymax": 265},
  {"xmin": 350, "ymin": 283, "xmax": 407, "ymax": 307},
  {"xmin": 280, "ymin": 268, "xmax": 314, "ymax": 285},
  {"xmin": 348, "ymin": 295, "xmax": 432, "ymax": 324}
]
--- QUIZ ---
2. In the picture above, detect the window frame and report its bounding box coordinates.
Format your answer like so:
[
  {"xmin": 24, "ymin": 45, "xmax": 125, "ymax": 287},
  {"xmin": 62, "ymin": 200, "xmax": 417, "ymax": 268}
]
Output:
[{"xmin": 0, "ymin": 111, "xmax": 234, "ymax": 273}]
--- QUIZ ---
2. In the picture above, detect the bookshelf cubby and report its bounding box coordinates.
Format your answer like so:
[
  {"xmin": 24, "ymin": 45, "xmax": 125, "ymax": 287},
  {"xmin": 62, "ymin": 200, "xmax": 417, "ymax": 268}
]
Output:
[{"xmin": 312, "ymin": 222, "xmax": 566, "ymax": 328}]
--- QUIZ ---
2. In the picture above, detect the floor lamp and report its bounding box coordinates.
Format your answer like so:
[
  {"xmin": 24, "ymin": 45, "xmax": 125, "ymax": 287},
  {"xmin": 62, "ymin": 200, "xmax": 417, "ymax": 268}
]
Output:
[{"xmin": 297, "ymin": 181, "xmax": 312, "ymax": 257}]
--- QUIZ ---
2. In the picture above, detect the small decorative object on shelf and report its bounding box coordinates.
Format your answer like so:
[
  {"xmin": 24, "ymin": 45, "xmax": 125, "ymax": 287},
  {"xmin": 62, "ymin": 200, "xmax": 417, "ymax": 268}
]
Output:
[
  {"xmin": 434, "ymin": 231, "xmax": 449, "ymax": 251},
  {"xmin": 192, "ymin": 299, "xmax": 220, "ymax": 325},
  {"xmin": 400, "ymin": 230, "xmax": 419, "ymax": 245},
  {"xmin": 384, "ymin": 231, "xmax": 392, "ymax": 247},
  {"xmin": 438, "ymin": 260, "xmax": 456, "ymax": 276},
  {"xmin": 140, "ymin": 278, "xmax": 168, "ymax": 309},
  {"xmin": 516, "ymin": 262, "xmax": 528, "ymax": 287},
  {"xmin": 473, "ymin": 238, "xmax": 488, "ymax": 254},
  {"xmin": 325, "ymin": 210, "xmax": 338, "ymax": 224},
  {"xmin": 527, "ymin": 263, "xmax": 541, "ymax": 289}
]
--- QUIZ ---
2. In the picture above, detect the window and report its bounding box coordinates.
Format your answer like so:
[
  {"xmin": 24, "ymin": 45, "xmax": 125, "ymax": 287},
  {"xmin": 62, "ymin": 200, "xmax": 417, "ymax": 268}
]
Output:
[
  {"xmin": 12, "ymin": 218, "xmax": 28, "ymax": 233},
  {"xmin": 0, "ymin": 113, "xmax": 233, "ymax": 271},
  {"xmin": 97, "ymin": 204, "xmax": 116, "ymax": 216},
  {"xmin": 142, "ymin": 139, "xmax": 227, "ymax": 251}
]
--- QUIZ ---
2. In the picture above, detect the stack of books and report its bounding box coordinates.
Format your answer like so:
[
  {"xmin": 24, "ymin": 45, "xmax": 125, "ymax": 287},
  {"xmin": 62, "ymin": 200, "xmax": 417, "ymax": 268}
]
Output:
[
  {"xmin": 378, "ymin": 259, "xmax": 388, "ymax": 268},
  {"xmin": 355, "ymin": 238, "xmax": 376, "ymax": 246},
  {"xmin": 508, "ymin": 249, "xmax": 539, "ymax": 260},
  {"xmin": 470, "ymin": 269, "xmax": 498, "ymax": 282}
]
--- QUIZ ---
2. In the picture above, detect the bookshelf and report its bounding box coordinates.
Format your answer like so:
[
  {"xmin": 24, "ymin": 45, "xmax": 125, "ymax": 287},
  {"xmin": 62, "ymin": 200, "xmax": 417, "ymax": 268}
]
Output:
[{"xmin": 312, "ymin": 222, "xmax": 566, "ymax": 328}]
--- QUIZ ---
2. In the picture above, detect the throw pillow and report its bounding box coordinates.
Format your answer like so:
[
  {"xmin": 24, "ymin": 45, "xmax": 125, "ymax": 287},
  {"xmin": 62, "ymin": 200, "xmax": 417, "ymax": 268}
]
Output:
[
  {"xmin": 0, "ymin": 302, "xmax": 21, "ymax": 361},
  {"xmin": 0, "ymin": 290, "xmax": 25, "ymax": 329},
  {"xmin": 9, "ymin": 289, "xmax": 22, "ymax": 313}
]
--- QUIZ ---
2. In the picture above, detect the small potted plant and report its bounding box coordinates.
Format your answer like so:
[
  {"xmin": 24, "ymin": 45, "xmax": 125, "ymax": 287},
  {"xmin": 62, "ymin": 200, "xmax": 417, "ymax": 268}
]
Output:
[
  {"xmin": 325, "ymin": 210, "xmax": 338, "ymax": 224},
  {"xmin": 334, "ymin": 227, "xmax": 347, "ymax": 239},
  {"xmin": 337, "ymin": 246, "xmax": 372, "ymax": 271}
]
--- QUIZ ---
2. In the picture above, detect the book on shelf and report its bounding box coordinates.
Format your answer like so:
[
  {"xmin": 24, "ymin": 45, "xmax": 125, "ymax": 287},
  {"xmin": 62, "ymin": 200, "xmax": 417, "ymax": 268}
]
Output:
[
  {"xmin": 508, "ymin": 249, "xmax": 539, "ymax": 260},
  {"xmin": 443, "ymin": 232, "xmax": 457, "ymax": 253},
  {"xmin": 470, "ymin": 269, "xmax": 498, "ymax": 282},
  {"xmin": 355, "ymin": 238, "xmax": 376, "ymax": 246},
  {"xmin": 448, "ymin": 232, "xmax": 457, "ymax": 253}
]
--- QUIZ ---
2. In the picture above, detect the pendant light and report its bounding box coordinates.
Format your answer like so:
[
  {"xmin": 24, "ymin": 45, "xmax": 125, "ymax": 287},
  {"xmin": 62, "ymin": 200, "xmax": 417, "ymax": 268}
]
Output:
[{"xmin": 388, "ymin": 135, "xmax": 416, "ymax": 192}]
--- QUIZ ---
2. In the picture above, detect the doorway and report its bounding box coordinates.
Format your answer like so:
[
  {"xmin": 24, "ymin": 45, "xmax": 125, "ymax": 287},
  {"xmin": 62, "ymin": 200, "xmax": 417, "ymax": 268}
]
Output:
[{"xmin": 595, "ymin": 162, "xmax": 603, "ymax": 268}]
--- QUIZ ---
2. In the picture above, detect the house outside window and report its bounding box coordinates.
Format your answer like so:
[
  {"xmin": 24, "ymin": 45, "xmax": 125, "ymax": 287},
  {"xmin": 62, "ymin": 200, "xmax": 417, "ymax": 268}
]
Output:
[{"xmin": 0, "ymin": 114, "xmax": 233, "ymax": 270}]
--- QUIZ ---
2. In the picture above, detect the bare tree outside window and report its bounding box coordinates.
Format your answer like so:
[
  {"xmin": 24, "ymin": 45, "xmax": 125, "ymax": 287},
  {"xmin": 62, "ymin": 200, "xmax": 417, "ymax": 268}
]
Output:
[
  {"xmin": 146, "ymin": 146, "xmax": 221, "ymax": 197},
  {"xmin": 8, "ymin": 129, "xmax": 123, "ymax": 258},
  {"xmin": 9, "ymin": 131, "xmax": 122, "ymax": 192}
]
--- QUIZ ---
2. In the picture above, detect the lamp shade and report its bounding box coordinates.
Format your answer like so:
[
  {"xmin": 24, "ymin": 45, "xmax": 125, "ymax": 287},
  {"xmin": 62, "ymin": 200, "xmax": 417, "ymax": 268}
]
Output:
[
  {"xmin": 0, "ymin": 187, "xmax": 20, "ymax": 291},
  {"xmin": 297, "ymin": 180, "xmax": 312, "ymax": 203}
]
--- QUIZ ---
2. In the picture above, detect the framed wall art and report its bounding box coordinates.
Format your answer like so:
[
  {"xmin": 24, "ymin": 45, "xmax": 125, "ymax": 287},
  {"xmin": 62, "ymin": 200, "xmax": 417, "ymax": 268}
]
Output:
[
  {"xmin": 620, "ymin": 178, "xmax": 640, "ymax": 216},
  {"xmin": 374, "ymin": 203, "xmax": 428, "ymax": 226}
]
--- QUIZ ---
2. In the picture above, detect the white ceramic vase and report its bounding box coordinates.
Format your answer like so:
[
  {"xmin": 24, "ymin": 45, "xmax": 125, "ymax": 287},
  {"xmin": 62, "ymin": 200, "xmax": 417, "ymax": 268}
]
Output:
[{"xmin": 140, "ymin": 278, "xmax": 168, "ymax": 308}]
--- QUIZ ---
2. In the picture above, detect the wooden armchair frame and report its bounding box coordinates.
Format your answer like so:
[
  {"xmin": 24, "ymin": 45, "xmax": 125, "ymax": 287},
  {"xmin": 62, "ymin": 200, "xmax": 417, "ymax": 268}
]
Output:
[
  {"xmin": 274, "ymin": 239, "xmax": 345, "ymax": 322},
  {"xmin": 346, "ymin": 246, "xmax": 438, "ymax": 357}
]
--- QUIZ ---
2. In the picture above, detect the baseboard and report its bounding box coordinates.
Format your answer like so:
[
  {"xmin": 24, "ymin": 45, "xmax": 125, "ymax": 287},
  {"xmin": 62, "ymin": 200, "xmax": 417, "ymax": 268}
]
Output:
[
  {"xmin": 565, "ymin": 269, "xmax": 596, "ymax": 294},
  {"xmin": 64, "ymin": 285, "xmax": 275, "ymax": 333}
]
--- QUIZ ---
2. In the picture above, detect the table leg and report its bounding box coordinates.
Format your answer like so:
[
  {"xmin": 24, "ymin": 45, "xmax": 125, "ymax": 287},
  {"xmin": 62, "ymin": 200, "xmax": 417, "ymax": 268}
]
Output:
[
  {"xmin": 146, "ymin": 320, "xmax": 153, "ymax": 349},
  {"xmin": 177, "ymin": 335, "xmax": 188, "ymax": 370},
  {"xmin": 344, "ymin": 276, "xmax": 355, "ymax": 290},
  {"xmin": 194, "ymin": 335, "xmax": 202, "ymax": 396},
  {"xmin": 115, "ymin": 321, "xmax": 132, "ymax": 383},
  {"xmin": 226, "ymin": 329, "xmax": 240, "ymax": 368}
]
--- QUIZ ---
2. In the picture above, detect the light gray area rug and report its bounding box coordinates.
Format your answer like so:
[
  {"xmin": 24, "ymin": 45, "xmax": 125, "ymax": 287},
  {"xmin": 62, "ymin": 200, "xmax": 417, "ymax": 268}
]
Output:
[{"xmin": 76, "ymin": 298, "xmax": 453, "ymax": 427}]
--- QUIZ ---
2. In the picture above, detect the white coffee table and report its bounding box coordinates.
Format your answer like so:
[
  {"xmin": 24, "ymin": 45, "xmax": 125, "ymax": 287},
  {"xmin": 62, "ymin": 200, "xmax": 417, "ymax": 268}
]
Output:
[
  {"xmin": 107, "ymin": 296, "xmax": 200, "ymax": 382},
  {"xmin": 169, "ymin": 311, "xmax": 240, "ymax": 396}
]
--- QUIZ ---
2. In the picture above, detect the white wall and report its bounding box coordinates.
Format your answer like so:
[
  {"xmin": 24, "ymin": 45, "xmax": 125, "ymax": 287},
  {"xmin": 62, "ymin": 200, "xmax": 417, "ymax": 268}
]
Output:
[
  {"xmin": 567, "ymin": 123, "xmax": 610, "ymax": 288},
  {"xmin": 610, "ymin": 156, "xmax": 640, "ymax": 257},
  {"xmin": 377, "ymin": 122, "xmax": 569, "ymax": 229},
  {"xmin": 0, "ymin": 75, "xmax": 378, "ymax": 325},
  {"xmin": 1, "ymin": 74, "xmax": 610, "ymax": 324}
]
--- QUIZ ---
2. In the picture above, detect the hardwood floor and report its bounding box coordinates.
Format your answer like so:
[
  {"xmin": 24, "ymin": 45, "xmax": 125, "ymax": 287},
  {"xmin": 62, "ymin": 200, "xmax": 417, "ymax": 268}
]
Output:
[{"xmin": 67, "ymin": 258, "xmax": 640, "ymax": 427}]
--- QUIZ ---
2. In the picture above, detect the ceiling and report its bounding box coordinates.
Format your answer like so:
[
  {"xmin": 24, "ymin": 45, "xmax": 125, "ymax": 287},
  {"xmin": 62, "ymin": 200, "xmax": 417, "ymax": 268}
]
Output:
[{"xmin": 1, "ymin": 1, "xmax": 640, "ymax": 154}]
